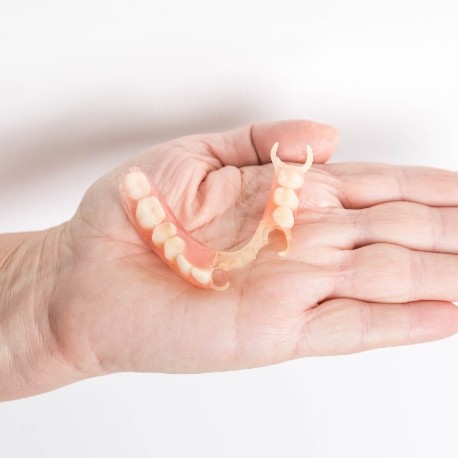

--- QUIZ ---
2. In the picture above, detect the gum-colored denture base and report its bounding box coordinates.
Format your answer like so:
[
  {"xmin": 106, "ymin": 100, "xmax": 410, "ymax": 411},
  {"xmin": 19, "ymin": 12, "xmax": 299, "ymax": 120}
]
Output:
[{"xmin": 119, "ymin": 143, "xmax": 313, "ymax": 291}]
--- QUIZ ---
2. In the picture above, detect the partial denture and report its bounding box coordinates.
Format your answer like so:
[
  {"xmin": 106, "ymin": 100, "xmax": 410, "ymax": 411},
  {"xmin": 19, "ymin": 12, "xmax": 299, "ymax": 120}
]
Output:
[{"xmin": 119, "ymin": 143, "xmax": 313, "ymax": 291}]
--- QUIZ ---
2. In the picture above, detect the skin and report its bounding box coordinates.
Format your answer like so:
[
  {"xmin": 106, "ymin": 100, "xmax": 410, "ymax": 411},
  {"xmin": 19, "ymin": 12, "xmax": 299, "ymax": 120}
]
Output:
[{"xmin": 1, "ymin": 119, "xmax": 458, "ymax": 401}]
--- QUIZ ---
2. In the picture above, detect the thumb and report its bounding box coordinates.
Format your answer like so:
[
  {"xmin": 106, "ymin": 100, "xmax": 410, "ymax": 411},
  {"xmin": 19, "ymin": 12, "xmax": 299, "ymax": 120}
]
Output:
[{"xmin": 251, "ymin": 119, "xmax": 339, "ymax": 165}]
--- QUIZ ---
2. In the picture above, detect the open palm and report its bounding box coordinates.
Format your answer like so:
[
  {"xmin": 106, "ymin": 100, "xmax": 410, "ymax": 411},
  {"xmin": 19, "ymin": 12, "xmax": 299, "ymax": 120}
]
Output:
[{"xmin": 55, "ymin": 120, "xmax": 458, "ymax": 377}]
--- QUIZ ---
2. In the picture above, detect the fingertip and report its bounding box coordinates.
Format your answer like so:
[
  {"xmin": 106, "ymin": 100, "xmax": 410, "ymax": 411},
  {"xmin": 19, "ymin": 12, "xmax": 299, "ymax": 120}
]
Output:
[
  {"xmin": 316, "ymin": 123, "xmax": 340, "ymax": 160},
  {"xmin": 414, "ymin": 301, "xmax": 458, "ymax": 340}
]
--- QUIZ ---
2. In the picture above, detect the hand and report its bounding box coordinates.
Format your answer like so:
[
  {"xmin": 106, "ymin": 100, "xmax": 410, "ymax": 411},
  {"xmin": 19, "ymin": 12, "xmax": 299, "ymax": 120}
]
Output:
[
  {"xmin": 2, "ymin": 119, "xmax": 458, "ymax": 400},
  {"xmin": 56, "ymin": 118, "xmax": 458, "ymax": 374}
]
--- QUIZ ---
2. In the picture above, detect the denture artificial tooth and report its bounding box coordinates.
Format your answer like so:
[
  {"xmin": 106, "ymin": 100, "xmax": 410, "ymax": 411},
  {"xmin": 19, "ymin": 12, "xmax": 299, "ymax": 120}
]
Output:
[
  {"xmin": 191, "ymin": 266, "xmax": 212, "ymax": 286},
  {"xmin": 277, "ymin": 169, "xmax": 305, "ymax": 190},
  {"xmin": 273, "ymin": 186, "xmax": 299, "ymax": 210},
  {"xmin": 136, "ymin": 196, "xmax": 166, "ymax": 229},
  {"xmin": 272, "ymin": 206, "xmax": 294, "ymax": 229},
  {"xmin": 164, "ymin": 236, "xmax": 186, "ymax": 261},
  {"xmin": 124, "ymin": 172, "xmax": 151, "ymax": 200},
  {"xmin": 176, "ymin": 254, "xmax": 193, "ymax": 276},
  {"xmin": 152, "ymin": 222, "xmax": 177, "ymax": 246}
]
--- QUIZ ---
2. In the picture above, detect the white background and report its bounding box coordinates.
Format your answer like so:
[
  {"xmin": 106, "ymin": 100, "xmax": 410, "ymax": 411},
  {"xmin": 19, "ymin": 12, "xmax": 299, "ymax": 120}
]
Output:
[{"xmin": 1, "ymin": 1, "xmax": 457, "ymax": 457}]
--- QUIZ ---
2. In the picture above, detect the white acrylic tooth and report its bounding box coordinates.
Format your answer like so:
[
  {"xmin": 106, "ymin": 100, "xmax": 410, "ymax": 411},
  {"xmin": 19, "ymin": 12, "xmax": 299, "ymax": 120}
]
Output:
[
  {"xmin": 124, "ymin": 172, "xmax": 151, "ymax": 200},
  {"xmin": 191, "ymin": 266, "xmax": 212, "ymax": 285},
  {"xmin": 164, "ymin": 236, "xmax": 185, "ymax": 261},
  {"xmin": 272, "ymin": 206, "xmax": 294, "ymax": 229},
  {"xmin": 273, "ymin": 187, "xmax": 299, "ymax": 210},
  {"xmin": 152, "ymin": 222, "xmax": 177, "ymax": 246},
  {"xmin": 136, "ymin": 196, "xmax": 166, "ymax": 229},
  {"xmin": 277, "ymin": 169, "xmax": 304, "ymax": 190},
  {"xmin": 176, "ymin": 254, "xmax": 193, "ymax": 275}
]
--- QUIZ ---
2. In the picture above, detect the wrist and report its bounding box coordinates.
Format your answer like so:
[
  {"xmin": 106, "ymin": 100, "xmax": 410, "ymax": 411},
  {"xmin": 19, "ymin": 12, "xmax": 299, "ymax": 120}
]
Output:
[{"xmin": 0, "ymin": 225, "xmax": 84, "ymax": 401}]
